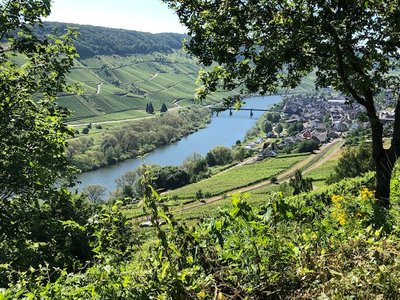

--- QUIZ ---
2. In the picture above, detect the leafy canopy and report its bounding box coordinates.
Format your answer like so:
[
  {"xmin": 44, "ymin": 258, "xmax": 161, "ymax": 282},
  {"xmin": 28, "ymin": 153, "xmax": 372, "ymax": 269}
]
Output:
[
  {"xmin": 164, "ymin": 0, "xmax": 399, "ymax": 101},
  {"xmin": 0, "ymin": 1, "xmax": 94, "ymax": 283},
  {"xmin": 164, "ymin": 0, "xmax": 400, "ymax": 204},
  {"xmin": 0, "ymin": 0, "xmax": 79, "ymax": 200}
]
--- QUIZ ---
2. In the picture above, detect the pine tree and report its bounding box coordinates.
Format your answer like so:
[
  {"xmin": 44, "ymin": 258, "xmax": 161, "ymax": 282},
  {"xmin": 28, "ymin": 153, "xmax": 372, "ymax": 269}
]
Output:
[
  {"xmin": 148, "ymin": 103, "xmax": 154, "ymax": 114},
  {"xmin": 160, "ymin": 103, "xmax": 168, "ymax": 113},
  {"xmin": 145, "ymin": 103, "xmax": 149, "ymax": 113}
]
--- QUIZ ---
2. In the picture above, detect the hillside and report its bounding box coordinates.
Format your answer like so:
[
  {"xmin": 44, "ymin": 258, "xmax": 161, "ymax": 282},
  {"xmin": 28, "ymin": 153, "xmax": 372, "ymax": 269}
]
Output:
[
  {"xmin": 34, "ymin": 22, "xmax": 236, "ymax": 122},
  {"xmin": 41, "ymin": 22, "xmax": 186, "ymax": 58}
]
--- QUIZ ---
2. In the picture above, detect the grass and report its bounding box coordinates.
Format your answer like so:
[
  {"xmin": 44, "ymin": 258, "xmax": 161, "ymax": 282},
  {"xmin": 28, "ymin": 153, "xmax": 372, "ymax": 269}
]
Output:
[{"xmin": 305, "ymin": 159, "xmax": 338, "ymax": 187}]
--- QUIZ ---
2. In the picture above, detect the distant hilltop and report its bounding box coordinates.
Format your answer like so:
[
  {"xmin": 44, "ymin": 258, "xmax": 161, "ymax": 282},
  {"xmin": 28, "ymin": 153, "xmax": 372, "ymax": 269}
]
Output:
[{"xmin": 37, "ymin": 22, "xmax": 187, "ymax": 59}]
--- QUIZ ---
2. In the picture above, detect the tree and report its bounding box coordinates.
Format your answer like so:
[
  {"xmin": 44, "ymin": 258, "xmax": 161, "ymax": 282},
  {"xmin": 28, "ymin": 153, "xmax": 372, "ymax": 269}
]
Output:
[
  {"xmin": 287, "ymin": 123, "xmax": 301, "ymax": 136},
  {"xmin": 297, "ymin": 139, "xmax": 319, "ymax": 153},
  {"xmin": 207, "ymin": 146, "xmax": 233, "ymax": 166},
  {"xmin": 0, "ymin": 0, "xmax": 94, "ymax": 283},
  {"xmin": 276, "ymin": 124, "xmax": 284, "ymax": 135},
  {"xmin": 115, "ymin": 170, "xmax": 139, "ymax": 199},
  {"xmin": 263, "ymin": 121, "xmax": 273, "ymax": 134},
  {"xmin": 151, "ymin": 166, "xmax": 191, "ymax": 190},
  {"xmin": 182, "ymin": 153, "xmax": 208, "ymax": 178},
  {"xmin": 205, "ymin": 151, "xmax": 217, "ymax": 167},
  {"xmin": 83, "ymin": 185, "xmax": 107, "ymax": 203},
  {"xmin": 147, "ymin": 102, "xmax": 154, "ymax": 114},
  {"xmin": 289, "ymin": 170, "xmax": 313, "ymax": 195},
  {"xmin": 160, "ymin": 103, "xmax": 168, "ymax": 113},
  {"xmin": 82, "ymin": 127, "xmax": 90, "ymax": 134},
  {"xmin": 164, "ymin": 0, "xmax": 400, "ymax": 206},
  {"xmin": 0, "ymin": 0, "xmax": 78, "ymax": 200},
  {"xmin": 327, "ymin": 142, "xmax": 375, "ymax": 184}
]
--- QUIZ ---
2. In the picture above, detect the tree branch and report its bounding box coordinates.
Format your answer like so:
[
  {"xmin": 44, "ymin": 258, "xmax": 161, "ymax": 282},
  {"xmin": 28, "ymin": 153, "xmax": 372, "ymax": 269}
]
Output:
[{"xmin": 328, "ymin": 26, "xmax": 366, "ymax": 105}]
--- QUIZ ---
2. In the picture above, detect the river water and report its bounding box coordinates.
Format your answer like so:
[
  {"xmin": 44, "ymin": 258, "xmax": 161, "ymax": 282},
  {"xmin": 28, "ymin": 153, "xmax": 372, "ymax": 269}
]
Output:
[{"xmin": 76, "ymin": 95, "xmax": 281, "ymax": 192}]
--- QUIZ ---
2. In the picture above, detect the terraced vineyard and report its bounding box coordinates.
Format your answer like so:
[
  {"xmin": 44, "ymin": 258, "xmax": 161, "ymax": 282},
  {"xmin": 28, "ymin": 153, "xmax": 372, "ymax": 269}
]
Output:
[
  {"xmin": 43, "ymin": 22, "xmax": 315, "ymax": 123},
  {"xmin": 167, "ymin": 153, "xmax": 309, "ymax": 201},
  {"xmin": 59, "ymin": 48, "xmax": 241, "ymax": 123}
]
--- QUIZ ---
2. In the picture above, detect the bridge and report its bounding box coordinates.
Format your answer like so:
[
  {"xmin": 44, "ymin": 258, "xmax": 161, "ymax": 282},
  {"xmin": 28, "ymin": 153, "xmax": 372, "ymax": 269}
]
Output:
[{"xmin": 209, "ymin": 106, "xmax": 283, "ymax": 117}]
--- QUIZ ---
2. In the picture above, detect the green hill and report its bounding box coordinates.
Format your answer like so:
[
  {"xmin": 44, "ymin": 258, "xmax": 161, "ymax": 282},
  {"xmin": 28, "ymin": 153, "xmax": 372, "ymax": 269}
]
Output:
[
  {"xmin": 41, "ymin": 22, "xmax": 186, "ymax": 58},
  {"xmin": 37, "ymin": 22, "xmax": 236, "ymax": 122}
]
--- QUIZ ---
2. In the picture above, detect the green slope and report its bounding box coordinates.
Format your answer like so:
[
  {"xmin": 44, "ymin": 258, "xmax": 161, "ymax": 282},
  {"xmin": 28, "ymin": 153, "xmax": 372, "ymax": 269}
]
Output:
[
  {"xmin": 58, "ymin": 50, "xmax": 216, "ymax": 121},
  {"xmin": 40, "ymin": 22, "xmax": 314, "ymax": 122}
]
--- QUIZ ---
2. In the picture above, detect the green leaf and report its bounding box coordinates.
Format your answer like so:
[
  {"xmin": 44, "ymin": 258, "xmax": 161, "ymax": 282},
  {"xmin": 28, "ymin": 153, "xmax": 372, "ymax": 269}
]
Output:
[
  {"xmin": 159, "ymin": 261, "xmax": 170, "ymax": 281},
  {"xmin": 230, "ymin": 206, "xmax": 240, "ymax": 217},
  {"xmin": 168, "ymin": 242, "xmax": 181, "ymax": 257},
  {"xmin": 231, "ymin": 193, "xmax": 242, "ymax": 207}
]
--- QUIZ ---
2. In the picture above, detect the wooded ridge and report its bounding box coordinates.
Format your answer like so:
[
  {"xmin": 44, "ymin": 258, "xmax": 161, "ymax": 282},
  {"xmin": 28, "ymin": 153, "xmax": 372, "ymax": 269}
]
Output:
[{"xmin": 37, "ymin": 22, "xmax": 187, "ymax": 58}]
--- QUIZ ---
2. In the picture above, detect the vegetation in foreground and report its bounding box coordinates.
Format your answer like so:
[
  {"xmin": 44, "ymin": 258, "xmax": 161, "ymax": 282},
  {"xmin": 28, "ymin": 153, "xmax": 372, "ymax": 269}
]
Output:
[
  {"xmin": 2, "ymin": 2, "xmax": 400, "ymax": 299},
  {"xmin": 3, "ymin": 171, "xmax": 400, "ymax": 299}
]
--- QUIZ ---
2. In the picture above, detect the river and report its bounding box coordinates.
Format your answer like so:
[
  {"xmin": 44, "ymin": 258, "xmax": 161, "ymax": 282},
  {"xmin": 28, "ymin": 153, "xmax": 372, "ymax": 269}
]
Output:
[{"xmin": 76, "ymin": 95, "xmax": 281, "ymax": 192}]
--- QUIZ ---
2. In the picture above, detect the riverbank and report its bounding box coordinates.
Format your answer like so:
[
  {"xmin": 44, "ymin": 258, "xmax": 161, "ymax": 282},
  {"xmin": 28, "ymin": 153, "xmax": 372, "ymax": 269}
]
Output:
[
  {"xmin": 75, "ymin": 95, "xmax": 282, "ymax": 192},
  {"xmin": 67, "ymin": 105, "xmax": 211, "ymax": 172}
]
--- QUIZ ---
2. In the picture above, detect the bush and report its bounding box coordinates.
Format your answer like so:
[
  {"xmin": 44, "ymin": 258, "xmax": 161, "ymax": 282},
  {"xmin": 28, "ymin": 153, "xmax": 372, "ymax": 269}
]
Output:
[
  {"xmin": 206, "ymin": 146, "xmax": 233, "ymax": 166},
  {"xmin": 5, "ymin": 172, "xmax": 400, "ymax": 300},
  {"xmin": 327, "ymin": 142, "xmax": 374, "ymax": 184},
  {"xmin": 296, "ymin": 138, "xmax": 319, "ymax": 153}
]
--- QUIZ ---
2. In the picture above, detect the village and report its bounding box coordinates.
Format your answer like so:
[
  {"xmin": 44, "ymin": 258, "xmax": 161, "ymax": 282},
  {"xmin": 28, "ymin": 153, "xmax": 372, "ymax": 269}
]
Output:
[{"xmin": 252, "ymin": 92, "xmax": 396, "ymax": 160}]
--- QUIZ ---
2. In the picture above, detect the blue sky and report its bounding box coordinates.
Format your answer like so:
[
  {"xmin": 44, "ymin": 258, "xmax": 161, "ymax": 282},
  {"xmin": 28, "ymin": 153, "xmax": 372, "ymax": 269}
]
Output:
[{"xmin": 45, "ymin": 0, "xmax": 186, "ymax": 33}]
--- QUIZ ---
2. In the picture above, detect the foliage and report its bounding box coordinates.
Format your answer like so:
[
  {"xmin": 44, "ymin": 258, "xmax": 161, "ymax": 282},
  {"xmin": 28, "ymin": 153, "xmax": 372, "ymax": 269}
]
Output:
[
  {"xmin": 146, "ymin": 102, "xmax": 155, "ymax": 114},
  {"xmin": 0, "ymin": 189, "xmax": 95, "ymax": 286},
  {"xmin": 160, "ymin": 103, "xmax": 168, "ymax": 113},
  {"xmin": 151, "ymin": 165, "xmax": 191, "ymax": 190},
  {"xmin": 327, "ymin": 142, "xmax": 375, "ymax": 184},
  {"xmin": 297, "ymin": 138, "xmax": 319, "ymax": 153},
  {"xmin": 276, "ymin": 123, "xmax": 284, "ymax": 134},
  {"xmin": 182, "ymin": 153, "xmax": 208, "ymax": 180},
  {"xmin": 263, "ymin": 121, "xmax": 273, "ymax": 133},
  {"xmin": 68, "ymin": 106, "xmax": 211, "ymax": 171},
  {"xmin": 231, "ymin": 146, "xmax": 250, "ymax": 161},
  {"xmin": 81, "ymin": 127, "xmax": 90, "ymax": 134},
  {"xmin": 83, "ymin": 184, "xmax": 107, "ymax": 203},
  {"xmin": 289, "ymin": 169, "xmax": 313, "ymax": 195},
  {"xmin": 287, "ymin": 122, "xmax": 304, "ymax": 136},
  {"xmin": 205, "ymin": 146, "xmax": 233, "ymax": 166},
  {"xmin": 163, "ymin": 0, "xmax": 400, "ymax": 205},
  {"xmin": 88, "ymin": 200, "xmax": 133, "ymax": 261},
  {"xmin": 266, "ymin": 112, "xmax": 281, "ymax": 123},
  {"xmin": 5, "ymin": 172, "xmax": 400, "ymax": 299},
  {"xmin": 37, "ymin": 22, "xmax": 186, "ymax": 59},
  {"xmin": 0, "ymin": 0, "xmax": 102, "ymax": 287},
  {"xmin": 0, "ymin": 1, "xmax": 78, "ymax": 201}
]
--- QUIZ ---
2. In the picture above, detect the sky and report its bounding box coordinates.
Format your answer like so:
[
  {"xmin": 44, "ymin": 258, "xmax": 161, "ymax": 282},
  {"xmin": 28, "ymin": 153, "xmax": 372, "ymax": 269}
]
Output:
[{"xmin": 45, "ymin": 0, "xmax": 187, "ymax": 34}]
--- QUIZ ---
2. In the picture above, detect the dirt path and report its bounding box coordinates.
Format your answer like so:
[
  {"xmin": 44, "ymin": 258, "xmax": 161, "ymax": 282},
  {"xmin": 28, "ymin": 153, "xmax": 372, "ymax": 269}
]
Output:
[{"xmin": 135, "ymin": 139, "xmax": 343, "ymax": 221}]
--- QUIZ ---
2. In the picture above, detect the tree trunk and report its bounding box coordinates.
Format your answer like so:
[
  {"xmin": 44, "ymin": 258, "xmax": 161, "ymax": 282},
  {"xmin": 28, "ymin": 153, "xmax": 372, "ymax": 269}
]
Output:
[{"xmin": 374, "ymin": 149, "xmax": 396, "ymax": 208}]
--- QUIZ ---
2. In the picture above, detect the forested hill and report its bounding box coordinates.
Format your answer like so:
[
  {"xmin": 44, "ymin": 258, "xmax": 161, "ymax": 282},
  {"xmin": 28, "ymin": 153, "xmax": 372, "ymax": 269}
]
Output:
[{"xmin": 40, "ymin": 22, "xmax": 186, "ymax": 58}]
